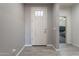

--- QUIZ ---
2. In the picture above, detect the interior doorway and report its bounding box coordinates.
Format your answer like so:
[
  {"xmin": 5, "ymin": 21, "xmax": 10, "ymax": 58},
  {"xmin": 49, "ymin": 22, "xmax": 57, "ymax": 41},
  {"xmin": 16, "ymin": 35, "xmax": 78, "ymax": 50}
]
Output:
[
  {"xmin": 59, "ymin": 16, "xmax": 66, "ymax": 44},
  {"xmin": 31, "ymin": 7, "xmax": 47, "ymax": 45}
]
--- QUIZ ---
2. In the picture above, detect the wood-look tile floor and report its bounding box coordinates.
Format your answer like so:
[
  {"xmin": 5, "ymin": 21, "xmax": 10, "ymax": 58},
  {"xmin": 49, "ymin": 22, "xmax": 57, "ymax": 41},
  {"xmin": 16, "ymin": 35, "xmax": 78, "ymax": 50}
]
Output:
[
  {"xmin": 19, "ymin": 46, "xmax": 57, "ymax": 56},
  {"xmin": 59, "ymin": 44, "xmax": 79, "ymax": 56},
  {"xmin": 19, "ymin": 44, "xmax": 79, "ymax": 56}
]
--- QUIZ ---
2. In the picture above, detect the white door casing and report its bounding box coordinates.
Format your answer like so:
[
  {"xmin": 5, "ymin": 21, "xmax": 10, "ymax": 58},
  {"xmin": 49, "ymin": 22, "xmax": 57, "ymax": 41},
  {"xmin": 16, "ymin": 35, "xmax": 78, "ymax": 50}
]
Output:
[{"xmin": 31, "ymin": 7, "xmax": 47, "ymax": 45}]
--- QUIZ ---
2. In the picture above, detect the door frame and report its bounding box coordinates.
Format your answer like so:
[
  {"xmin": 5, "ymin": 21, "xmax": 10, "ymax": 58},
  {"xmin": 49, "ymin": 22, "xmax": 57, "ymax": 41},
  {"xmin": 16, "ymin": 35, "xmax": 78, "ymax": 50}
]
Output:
[
  {"xmin": 59, "ymin": 16, "xmax": 71, "ymax": 44},
  {"xmin": 59, "ymin": 16, "xmax": 67, "ymax": 43}
]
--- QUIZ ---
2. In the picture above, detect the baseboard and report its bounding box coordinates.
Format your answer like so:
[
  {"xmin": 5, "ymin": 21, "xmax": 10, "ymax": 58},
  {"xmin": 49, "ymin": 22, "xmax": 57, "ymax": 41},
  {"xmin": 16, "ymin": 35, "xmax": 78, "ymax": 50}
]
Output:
[
  {"xmin": 52, "ymin": 44, "xmax": 60, "ymax": 51},
  {"xmin": 47, "ymin": 44, "xmax": 53, "ymax": 47},
  {"xmin": 24, "ymin": 44, "xmax": 32, "ymax": 46},
  {"xmin": 72, "ymin": 43, "xmax": 79, "ymax": 47},
  {"xmin": 16, "ymin": 45, "xmax": 25, "ymax": 56}
]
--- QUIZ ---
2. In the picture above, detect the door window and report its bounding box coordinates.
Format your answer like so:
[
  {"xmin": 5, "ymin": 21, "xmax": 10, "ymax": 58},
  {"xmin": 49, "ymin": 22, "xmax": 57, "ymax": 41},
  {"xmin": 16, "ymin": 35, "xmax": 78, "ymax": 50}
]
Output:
[{"xmin": 35, "ymin": 11, "xmax": 43, "ymax": 16}]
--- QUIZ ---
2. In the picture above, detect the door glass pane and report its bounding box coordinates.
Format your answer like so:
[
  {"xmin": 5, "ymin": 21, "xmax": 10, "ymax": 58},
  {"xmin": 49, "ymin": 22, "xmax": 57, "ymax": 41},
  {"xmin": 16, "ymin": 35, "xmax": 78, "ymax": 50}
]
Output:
[
  {"xmin": 38, "ymin": 11, "xmax": 41, "ymax": 16},
  {"xmin": 35, "ymin": 11, "xmax": 43, "ymax": 16},
  {"xmin": 35, "ymin": 11, "xmax": 38, "ymax": 16},
  {"xmin": 40, "ymin": 11, "xmax": 43, "ymax": 16}
]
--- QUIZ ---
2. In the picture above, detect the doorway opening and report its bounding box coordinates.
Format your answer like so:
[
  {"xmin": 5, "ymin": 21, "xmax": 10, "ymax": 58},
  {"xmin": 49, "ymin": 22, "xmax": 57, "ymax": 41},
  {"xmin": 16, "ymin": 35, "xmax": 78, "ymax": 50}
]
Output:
[{"xmin": 59, "ymin": 16, "xmax": 66, "ymax": 44}]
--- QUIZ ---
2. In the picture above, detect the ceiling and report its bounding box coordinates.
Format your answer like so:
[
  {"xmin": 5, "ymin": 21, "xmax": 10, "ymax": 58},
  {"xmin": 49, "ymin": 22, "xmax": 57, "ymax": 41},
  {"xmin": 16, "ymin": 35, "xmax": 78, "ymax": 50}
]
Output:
[{"xmin": 59, "ymin": 3, "xmax": 73, "ymax": 8}]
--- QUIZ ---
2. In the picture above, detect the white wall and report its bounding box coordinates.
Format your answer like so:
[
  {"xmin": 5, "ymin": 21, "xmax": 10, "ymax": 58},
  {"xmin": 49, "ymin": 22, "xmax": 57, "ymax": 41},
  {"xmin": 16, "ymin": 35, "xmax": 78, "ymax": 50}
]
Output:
[
  {"xmin": 0, "ymin": 3, "xmax": 25, "ymax": 55},
  {"xmin": 24, "ymin": 4, "xmax": 53, "ymax": 45},
  {"xmin": 59, "ymin": 6, "xmax": 72, "ymax": 44},
  {"xmin": 71, "ymin": 4, "xmax": 79, "ymax": 47}
]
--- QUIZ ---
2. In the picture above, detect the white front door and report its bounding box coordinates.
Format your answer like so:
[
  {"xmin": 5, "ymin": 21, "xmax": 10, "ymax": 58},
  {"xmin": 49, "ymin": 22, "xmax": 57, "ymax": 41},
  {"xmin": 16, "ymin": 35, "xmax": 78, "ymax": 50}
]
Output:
[{"xmin": 31, "ymin": 7, "xmax": 47, "ymax": 45}]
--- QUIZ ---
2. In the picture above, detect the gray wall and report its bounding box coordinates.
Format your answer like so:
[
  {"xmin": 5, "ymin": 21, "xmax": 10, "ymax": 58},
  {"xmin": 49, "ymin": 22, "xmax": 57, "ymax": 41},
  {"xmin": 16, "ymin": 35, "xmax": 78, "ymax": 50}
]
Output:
[
  {"xmin": 71, "ymin": 4, "xmax": 79, "ymax": 47},
  {"xmin": 0, "ymin": 3, "xmax": 25, "ymax": 55},
  {"xmin": 25, "ymin": 3, "xmax": 59, "ymax": 49},
  {"xmin": 24, "ymin": 4, "xmax": 53, "ymax": 45},
  {"xmin": 52, "ymin": 4, "xmax": 59, "ymax": 49}
]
